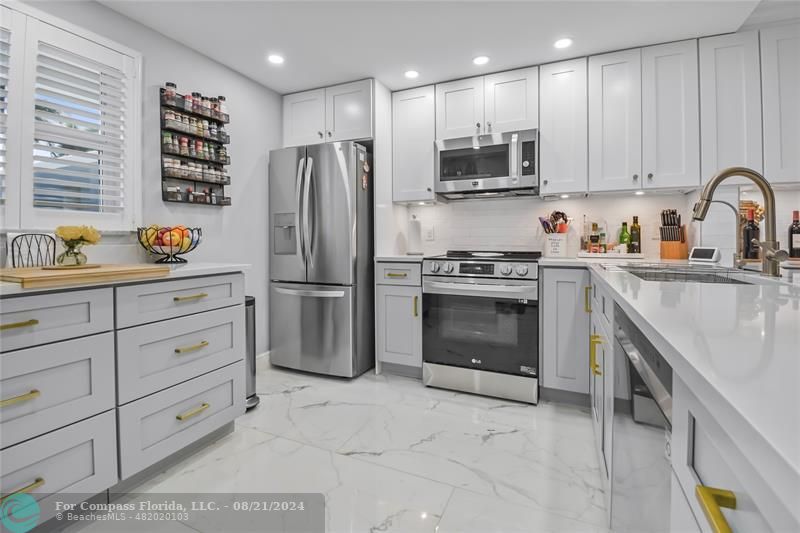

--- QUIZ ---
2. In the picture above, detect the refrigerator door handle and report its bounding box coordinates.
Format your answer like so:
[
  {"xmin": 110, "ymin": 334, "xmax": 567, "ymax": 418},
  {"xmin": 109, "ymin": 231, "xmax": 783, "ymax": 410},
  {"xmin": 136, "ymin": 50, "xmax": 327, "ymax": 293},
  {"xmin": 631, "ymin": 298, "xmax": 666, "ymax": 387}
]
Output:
[
  {"xmin": 295, "ymin": 157, "xmax": 306, "ymax": 262},
  {"xmin": 274, "ymin": 287, "xmax": 345, "ymax": 298},
  {"xmin": 303, "ymin": 156, "xmax": 314, "ymax": 267}
]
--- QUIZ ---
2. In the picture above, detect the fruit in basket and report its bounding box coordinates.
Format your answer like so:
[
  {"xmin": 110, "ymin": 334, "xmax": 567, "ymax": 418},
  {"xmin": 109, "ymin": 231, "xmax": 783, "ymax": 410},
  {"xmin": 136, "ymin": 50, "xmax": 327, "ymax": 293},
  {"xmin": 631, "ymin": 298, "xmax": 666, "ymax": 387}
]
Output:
[{"xmin": 163, "ymin": 229, "xmax": 183, "ymax": 248}]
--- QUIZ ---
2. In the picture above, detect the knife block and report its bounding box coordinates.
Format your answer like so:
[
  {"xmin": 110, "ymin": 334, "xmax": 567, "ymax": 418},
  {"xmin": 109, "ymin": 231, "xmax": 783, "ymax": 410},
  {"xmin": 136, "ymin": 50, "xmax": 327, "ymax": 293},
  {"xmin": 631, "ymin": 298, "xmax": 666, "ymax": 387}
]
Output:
[{"xmin": 660, "ymin": 241, "xmax": 689, "ymax": 260}]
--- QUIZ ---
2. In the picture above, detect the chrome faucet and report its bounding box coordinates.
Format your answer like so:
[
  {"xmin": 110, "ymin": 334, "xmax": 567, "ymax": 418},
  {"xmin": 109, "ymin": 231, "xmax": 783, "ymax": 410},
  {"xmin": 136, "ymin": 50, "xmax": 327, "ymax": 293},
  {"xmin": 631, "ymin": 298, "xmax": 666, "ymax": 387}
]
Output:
[{"xmin": 692, "ymin": 166, "xmax": 788, "ymax": 277}]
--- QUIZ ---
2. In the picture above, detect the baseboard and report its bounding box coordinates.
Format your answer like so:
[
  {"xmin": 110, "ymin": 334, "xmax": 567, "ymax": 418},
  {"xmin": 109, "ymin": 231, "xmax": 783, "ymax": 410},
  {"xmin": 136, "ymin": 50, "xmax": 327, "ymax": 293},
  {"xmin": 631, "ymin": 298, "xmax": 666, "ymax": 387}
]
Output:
[
  {"xmin": 539, "ymin": 387, "xmax": 590, "ymax": 407},
  {"xmin": 380, "ymin": 361, "xmax": 422, "ymax": 379}
]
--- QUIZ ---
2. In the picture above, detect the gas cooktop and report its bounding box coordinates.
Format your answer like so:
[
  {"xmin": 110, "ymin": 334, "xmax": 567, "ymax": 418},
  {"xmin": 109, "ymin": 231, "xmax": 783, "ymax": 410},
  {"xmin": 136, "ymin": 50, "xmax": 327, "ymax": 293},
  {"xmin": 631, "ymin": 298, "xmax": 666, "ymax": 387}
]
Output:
[{"xmin": 427, "ymin": 250, "xmax": 542, "ymax": 262}]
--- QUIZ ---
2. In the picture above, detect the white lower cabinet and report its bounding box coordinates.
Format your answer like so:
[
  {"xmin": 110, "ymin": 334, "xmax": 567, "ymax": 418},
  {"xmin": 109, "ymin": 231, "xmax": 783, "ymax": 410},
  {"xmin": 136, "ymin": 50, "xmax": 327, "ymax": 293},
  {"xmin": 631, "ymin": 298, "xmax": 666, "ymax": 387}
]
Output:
[
  {"xmin": 590, "ymin": 309, "xmax": 611, "ymax": 480},
  {"xmin": 540, "ymin": 267, "xmax": 590, "ymax": 394},
  {"xmin": 118, "ymin": 361, "xmax": 245, "ymax": 479},
  {"xmin": 671, "ymin": 468, "xmax": 702, "ymax": 532},
  {"xmin": 672, "ymin": 374, "xmax": 799, "ymax": 532},
  {"xmin": 375, "ymin": 262, "xmax": 422, "ymax": 373}
]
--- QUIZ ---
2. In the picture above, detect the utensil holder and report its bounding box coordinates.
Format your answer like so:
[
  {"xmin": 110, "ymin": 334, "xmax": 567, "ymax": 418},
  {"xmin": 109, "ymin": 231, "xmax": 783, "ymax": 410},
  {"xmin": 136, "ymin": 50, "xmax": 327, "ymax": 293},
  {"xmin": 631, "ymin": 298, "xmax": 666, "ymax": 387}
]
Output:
[
  {"xmin": 660, "ymin": 241, "xmax": 688, "ymax": 260},
  {"xmin": 544, "ymin": 234, "xmax": 568, "ymax": 258}
]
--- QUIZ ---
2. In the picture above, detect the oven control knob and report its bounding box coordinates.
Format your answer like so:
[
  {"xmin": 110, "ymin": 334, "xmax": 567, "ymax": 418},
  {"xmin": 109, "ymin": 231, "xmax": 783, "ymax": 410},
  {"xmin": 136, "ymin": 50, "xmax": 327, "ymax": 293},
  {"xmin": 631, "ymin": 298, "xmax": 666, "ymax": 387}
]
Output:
[
  {"xmin": 443, "ymin": 262, "xmax": 455, "ymax": 274},
  {"xmin": 500, "ymin": 264, "xmax": 513, "ymax": 276},
  {"xmin": 429, "ymin": 262, "xmax": 441, "ymax": 273},
  {"xmin": 516, "ymin": 265, "xmax": 529, "ymax": 276}
]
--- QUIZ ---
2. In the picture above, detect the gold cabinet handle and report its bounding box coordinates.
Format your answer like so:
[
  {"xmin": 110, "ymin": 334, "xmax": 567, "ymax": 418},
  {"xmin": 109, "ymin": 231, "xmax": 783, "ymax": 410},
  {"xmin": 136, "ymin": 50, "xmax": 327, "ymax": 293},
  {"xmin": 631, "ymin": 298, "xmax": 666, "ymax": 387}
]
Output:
[
  {"xmin": 386, "ymin": 272, "xmax": 408, "ymax": 278},
  {"xmin": 174, "ymin": 340, "xmax": 209, "ymax": 354},
  {"xmin": 176, "ymin": 402, "xmax": 210, "ymax": 421},
  {"xmin": 0, "ymin": 318, "xmax": 39, "ymax": 331},
  {"xmin": 589, "ymin": 334, "xmax": 603, "ymax": 376},
  {"xmin": 0, "ymin": 477, "xmax": 45, "ymax": 504},
  {"xmin": 696, "ymin": 485, "xmax": 736, "ymax": 533},
  {"xmin": 0, "ymin": 389, "xmax": 41, "ymax": 408},
  {"xmin": 413, "ymin": 295, "xmax": 418, "ymax": 317},
  {"xmin": 173, "ymin": 292, "xmax": 208, "ymax": 302},
  {"xmin": 584, "ymin": 286, "xmax": 592, "ymax": 313}
]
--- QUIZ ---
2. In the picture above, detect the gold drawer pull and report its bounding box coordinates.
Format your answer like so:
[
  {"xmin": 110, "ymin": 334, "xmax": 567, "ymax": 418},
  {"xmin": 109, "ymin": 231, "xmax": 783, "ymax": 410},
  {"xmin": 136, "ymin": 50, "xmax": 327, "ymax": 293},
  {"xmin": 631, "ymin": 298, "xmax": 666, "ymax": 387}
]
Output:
[
  {"xmin": 173, "ymin": 292, "xmax": 208, "ymax": 302},
  {"xmin": 584, "ymin": 286, "xmax": 592, "ymax": 313},
  {"xmin": 174, "ymin": 340, "xmax": 209, "ymax": 354},
  {"xmin": 176, "ymin": 402, "xmax": 210, "ymax": 421},
  {"xmin": 413, "ymin": 295, "xmax": 418, "ymax": 317},
  {"xmin": 0, "ymin": 389, "xmax": 41, "ymax": 408},
  {"xmin": 386, "ymin": 272, "xmax": 408, "ymax": 278},
  {"xmin": 589, "ymin": 334, "xmax": 602, "ymax": 376},
  {"xmin": 696, "ymin": 485, "xmax": 736, "ymax": 533},
  {"xmin": 0, "ymin": 477, "xmax": 45, "ymax": 504},
  {"xmin": 0, "ymin": 319, "xmax": 39, "ymax": 332}
]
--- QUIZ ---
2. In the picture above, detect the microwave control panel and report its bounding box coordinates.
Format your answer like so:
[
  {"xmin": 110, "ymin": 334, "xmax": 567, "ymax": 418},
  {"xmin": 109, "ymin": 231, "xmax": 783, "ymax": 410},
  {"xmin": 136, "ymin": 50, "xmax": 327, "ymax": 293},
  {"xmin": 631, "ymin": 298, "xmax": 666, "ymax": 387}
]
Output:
[{"xmin": 521, "ymin": 141, "xmax": 536, "ymax": 176}]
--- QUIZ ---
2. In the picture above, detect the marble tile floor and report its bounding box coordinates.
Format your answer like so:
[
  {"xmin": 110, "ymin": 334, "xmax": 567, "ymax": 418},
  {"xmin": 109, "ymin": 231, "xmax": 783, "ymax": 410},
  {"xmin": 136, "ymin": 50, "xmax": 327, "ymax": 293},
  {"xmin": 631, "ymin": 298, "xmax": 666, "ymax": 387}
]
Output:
[{"xmin": 72, "ymin": 362, "xmax": 609, "ymax": 533}]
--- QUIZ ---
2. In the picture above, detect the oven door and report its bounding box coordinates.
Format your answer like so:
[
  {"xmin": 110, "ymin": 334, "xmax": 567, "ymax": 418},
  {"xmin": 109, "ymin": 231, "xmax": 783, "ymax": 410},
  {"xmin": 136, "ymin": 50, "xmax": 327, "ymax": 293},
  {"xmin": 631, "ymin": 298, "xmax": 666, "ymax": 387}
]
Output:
[
  {"xmin": 422, "ymin": 278, "xmax": 538, "ymax": 377},
  {"xmin": 434, "ymin": 130, "xmax": 537, "ymax": 194}
]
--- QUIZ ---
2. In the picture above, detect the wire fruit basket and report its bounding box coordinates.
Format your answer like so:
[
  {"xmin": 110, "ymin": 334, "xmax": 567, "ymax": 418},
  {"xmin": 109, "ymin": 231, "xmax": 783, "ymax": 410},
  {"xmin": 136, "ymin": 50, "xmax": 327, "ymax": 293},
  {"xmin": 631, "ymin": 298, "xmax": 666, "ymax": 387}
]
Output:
[{"xmin": 137, "ymin": 226, "xmax": 202, "ymax": 264}]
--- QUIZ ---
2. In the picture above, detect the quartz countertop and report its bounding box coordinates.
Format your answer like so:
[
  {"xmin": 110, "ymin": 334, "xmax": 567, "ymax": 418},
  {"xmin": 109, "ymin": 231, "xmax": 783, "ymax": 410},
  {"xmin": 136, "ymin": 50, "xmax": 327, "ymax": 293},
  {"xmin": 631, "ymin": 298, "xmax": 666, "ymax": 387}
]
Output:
[
  {"xmin": 588, "ymin": 263, "xmax": 800, "ymax": 495},
  {"xmin": 0, "ymin": 262, "xmax": 250, "ymax": 297}
]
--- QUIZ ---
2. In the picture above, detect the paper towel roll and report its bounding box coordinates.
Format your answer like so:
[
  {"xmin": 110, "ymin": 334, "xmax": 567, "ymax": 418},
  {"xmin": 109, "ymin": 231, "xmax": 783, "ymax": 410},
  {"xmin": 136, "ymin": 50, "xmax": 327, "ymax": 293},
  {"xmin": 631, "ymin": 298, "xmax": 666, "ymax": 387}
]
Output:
[{"xmin": 408, "ymin": 215, "xmax": 423, "ymax": 255}]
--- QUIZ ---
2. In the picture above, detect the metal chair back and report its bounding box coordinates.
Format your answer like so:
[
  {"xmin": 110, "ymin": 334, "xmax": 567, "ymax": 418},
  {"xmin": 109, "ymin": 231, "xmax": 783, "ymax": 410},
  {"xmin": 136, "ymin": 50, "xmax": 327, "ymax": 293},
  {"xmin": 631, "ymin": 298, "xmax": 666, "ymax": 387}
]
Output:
[{"xmin": 10, "ymin": 233, "xmax": 57, "ymax": 268}]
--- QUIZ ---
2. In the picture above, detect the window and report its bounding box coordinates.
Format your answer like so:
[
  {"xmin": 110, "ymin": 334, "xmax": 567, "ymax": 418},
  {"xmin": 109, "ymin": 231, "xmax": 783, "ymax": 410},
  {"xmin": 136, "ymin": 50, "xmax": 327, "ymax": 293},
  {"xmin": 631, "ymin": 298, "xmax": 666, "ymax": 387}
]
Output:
[{"xmin": 1, "ymin": 6, "xmax": 140, "ymax": 232}]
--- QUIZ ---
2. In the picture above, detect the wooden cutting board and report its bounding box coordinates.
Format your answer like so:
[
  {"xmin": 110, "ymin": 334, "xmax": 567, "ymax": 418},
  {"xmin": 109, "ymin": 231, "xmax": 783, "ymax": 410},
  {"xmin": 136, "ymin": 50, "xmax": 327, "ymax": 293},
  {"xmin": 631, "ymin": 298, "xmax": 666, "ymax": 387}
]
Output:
[{"xmin": 0, "ymin": 264, "xmax": 171, "ymax": 288}]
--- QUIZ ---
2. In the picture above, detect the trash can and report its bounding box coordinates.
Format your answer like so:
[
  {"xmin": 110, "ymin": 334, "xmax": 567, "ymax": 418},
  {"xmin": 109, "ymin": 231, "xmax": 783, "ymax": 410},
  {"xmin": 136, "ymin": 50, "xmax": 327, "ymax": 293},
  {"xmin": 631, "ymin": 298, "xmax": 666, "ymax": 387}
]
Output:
[{"xmin": 245, "ymin": 296, "xmax": 259, "ymax": 409}]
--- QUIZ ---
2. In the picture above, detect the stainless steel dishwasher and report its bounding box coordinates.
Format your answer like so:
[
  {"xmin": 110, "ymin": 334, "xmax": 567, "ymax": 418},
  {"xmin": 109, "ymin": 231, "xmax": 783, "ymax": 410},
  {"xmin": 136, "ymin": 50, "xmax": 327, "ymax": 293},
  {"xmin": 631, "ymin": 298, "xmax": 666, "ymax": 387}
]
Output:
[{"xmin": 612, "ymin": 303, "xmax": 672, "ymax": 533}]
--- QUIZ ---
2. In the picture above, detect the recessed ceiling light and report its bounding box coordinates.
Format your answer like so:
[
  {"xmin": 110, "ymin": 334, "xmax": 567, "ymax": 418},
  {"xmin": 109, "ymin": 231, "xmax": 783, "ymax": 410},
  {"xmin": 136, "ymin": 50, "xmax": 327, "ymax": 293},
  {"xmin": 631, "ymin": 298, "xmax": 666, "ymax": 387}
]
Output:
[
  {"xmin": 560, "ymin": 194, "xmax": 570, "ymax": 199},
  {"xmin": 634, "ymin": 191, "xmax": 645, "ymax": 196},
  {"xmin": 404, "ymin": 70, "xmax": 419, "ymax": 79},
  {"xmin": 267, "ymin": 54, "xmax": 284, "ymax": 65},
  {"xmin": 473, "ymin": 56, "xmax": 490, "ymax": 66},
  {"xmin": 554, "ymin": 38, "xmax": 573, "ymax": 49}
]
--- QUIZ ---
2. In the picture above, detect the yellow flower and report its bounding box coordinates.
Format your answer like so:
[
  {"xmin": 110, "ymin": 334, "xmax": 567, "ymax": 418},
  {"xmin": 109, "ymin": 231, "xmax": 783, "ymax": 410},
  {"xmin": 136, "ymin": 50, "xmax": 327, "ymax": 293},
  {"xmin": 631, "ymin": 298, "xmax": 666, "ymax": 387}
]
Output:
[{"xmin": 55, "ymin": 225, "xmax": 101, "ymax": 245}]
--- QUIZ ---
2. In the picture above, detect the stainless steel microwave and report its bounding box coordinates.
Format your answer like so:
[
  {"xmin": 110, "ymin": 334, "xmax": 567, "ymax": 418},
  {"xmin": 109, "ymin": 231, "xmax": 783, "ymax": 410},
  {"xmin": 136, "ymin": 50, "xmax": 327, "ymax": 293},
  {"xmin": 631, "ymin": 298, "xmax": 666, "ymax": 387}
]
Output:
[{"xmin": 434, "ymin": 129, "xmax": 538, "ymax": 199}]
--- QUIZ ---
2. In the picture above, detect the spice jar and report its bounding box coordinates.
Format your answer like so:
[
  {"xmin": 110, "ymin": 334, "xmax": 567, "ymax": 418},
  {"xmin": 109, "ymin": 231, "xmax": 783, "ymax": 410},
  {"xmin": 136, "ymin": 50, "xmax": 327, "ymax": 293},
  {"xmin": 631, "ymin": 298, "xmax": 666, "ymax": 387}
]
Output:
[
  {"xmin": 164, "ymin": 109, "xmax": 175, "ymax": 122},
  {"xmin": 192, "ymin": 93, "xmax": 202, "ymax": 114},
  {"xmin": 180, "ymin": 136, "xmax": 189, "ymax": 156},
  {"xmin": 184, "ymin": 92, "xmax": 193, "ymax": 112},
  {"xmin": 162, "ymin": 131, "xmax": 172, "ymax": 148},
  {"xmin": 164, "ymin": 82, "xmax": 177, "ymax": 104},
  {"xmin": 218, "ymin": 96, "xmax": 227, "ymax": 116}
]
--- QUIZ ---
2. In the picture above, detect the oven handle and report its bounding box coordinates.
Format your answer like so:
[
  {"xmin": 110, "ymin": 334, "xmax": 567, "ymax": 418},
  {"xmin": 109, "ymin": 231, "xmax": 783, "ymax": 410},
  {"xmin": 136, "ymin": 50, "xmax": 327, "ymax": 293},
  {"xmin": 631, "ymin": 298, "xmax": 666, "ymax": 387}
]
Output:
[{"xmin": 424, "ymin": 280, "xmax": 537, "ymax": 299}]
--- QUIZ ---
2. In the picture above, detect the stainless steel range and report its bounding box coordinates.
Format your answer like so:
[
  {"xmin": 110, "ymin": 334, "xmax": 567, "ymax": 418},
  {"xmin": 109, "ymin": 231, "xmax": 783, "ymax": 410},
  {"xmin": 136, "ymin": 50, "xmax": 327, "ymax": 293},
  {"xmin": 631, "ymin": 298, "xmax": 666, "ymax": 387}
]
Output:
[{"xmin": 422, "ymin": 251, "xmax": 540, "ymax": 404}]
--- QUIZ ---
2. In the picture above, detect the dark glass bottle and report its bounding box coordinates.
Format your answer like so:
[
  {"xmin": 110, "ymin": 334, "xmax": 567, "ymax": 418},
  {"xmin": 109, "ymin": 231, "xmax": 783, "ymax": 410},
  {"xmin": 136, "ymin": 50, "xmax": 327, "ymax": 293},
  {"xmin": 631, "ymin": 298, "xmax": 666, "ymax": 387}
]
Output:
[
  {"xmin": 790, "ymin": 210, "xmax": 800, "ymax": 259},
  {"xmin": 629, "ymin": 216, "xmax": 641, "ymax": 253},
  {"xmin": 743, "ymin": 209, "xmax": 760, "ymax": 259},
  {"xmin": 619, "ymin": 222, "xmax": 631, "ymax": 251}
]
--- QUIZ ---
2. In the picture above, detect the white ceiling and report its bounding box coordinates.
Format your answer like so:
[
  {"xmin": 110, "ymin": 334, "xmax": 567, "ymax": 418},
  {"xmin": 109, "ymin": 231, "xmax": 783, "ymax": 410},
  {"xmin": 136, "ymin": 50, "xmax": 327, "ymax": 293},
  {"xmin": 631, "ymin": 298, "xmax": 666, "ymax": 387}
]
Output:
[{"xmin": 101, "ymin": 1, "xmax": 764, "ymax": 94}]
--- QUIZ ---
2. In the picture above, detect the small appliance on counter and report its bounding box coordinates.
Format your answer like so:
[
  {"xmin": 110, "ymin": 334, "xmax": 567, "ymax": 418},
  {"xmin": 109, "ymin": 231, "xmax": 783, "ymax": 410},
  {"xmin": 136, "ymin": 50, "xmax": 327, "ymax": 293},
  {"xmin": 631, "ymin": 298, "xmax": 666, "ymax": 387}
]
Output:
[{"xmin": 421, "ymin": 250, "xmax": 540, "ymax": 404}]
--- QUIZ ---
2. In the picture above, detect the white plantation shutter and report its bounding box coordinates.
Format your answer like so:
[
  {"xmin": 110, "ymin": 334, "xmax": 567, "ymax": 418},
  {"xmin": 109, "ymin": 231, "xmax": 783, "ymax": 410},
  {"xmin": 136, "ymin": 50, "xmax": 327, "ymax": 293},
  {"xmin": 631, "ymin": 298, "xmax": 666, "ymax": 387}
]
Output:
[
  {"xmin": 0, "ymin": 27, "xmax": 10, "ymax": 208},
  {"xmin": 0, "ymin": 5, "xmax": 24, "ymax": 229},
  {"xmin": 18, "ymin": 18, "xmax": 139, "ymax": 231}
]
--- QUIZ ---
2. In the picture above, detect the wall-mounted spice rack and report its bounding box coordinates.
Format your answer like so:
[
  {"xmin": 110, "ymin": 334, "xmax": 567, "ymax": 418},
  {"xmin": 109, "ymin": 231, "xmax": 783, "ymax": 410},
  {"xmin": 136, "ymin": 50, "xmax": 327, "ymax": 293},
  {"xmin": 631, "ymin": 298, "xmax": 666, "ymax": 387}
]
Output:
[{"xmin": 160, "ymin": 82, "xmax": 231, "ymax": 207}]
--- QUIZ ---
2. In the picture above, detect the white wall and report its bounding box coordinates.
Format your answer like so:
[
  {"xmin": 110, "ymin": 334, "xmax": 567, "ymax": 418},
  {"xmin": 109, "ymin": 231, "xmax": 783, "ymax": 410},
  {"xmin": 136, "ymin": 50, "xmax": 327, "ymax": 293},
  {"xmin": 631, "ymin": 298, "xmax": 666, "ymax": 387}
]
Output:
[
  {"xmin": 23, "ymin": 0, "xmax": 282, "ymax": 354},
  {"xmin": 409, "ymin": 193, "xmax": 695, "ymax": 259}
]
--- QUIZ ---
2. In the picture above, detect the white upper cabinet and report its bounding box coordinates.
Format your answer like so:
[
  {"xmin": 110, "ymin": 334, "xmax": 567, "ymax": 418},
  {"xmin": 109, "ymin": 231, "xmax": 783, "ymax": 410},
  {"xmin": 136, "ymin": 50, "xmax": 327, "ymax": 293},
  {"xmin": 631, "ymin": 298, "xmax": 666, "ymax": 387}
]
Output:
[
  {"xmin": 539, "ymin": 58, "xmax": 588, "ymax": 195},
  {"xmin": 325, "ymin": 79, "xmax": 373, "ymax": 142},
  {"xmin": 282, "ymin": 88, "xmax": 326, "ymax": 147},
  {"xmin": 282, "ymin": 79, "xmax": 373, "ymax": 147},
  {"xmin": 641, "ymin": 39, "xmax": 700, "ymax": 189},
  {"xmin": 588, "ymin": 49, "xmax": 642, "ymax": 192},
  {"xmin": 484, "ymin": 67, "xmax": 539, "ymax": 134},
  {"xmin": 435, "ymin": 77, "xmax": 484, "ymax": 139},
  {"xmin": 699, "ymin": 31, "xmax": 763, "ymax": 184},
  {"xmin": 761, "ymin": 23, "xmax": 800, "ymax": 184},
  {"xmin": 392, "ymin": 86, "xmax": 436, "ymax": 203}
]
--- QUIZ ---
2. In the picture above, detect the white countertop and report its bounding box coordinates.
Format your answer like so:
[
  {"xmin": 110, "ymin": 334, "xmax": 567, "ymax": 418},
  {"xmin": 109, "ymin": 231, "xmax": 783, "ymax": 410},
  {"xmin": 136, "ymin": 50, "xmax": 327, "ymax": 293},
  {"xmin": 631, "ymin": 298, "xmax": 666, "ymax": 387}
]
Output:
[
  {"xmin": 374, "ymin": 255, "xmax": 425, "ymax": 263},
  {"xmin": 589, "ymin": 263, "xmax": 800, "ymax": 488},
  {"xmin": 0, "ymin": 262, "xmax": 250, "ymax": 297}
]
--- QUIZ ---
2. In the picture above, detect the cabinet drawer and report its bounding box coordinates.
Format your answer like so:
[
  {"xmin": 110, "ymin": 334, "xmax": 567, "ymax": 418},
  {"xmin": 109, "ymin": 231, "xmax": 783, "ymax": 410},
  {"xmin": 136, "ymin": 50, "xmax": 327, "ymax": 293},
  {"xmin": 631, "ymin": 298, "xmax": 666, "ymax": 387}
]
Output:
[
  {"xmin": 117, "ymin": 306, "xmax": 245, "ymax": 404},
  {"xmin": 0, "ymin": 333, "xmax": 115, "ymax": 449},
  {"xmin": 375, "ymin": 262, "xmax": 421, "ymax": 286},
  {"xmin": 672, "ymin": 376, "xmax": 798, "ymax": 532},
  {"xmin": 0, "ymin": 410, "xmax": 117, "ymax": 524},
  {"xmin": 118, "ymin": 361, "xmax": 244, "ymax": 479},
  {"xmin": 115, "ymin": 274, "xmax": 244, "ymax": 328},
  {"xmin": 0, "ymin": 288, "xmax": 113, "ymax": 352}
]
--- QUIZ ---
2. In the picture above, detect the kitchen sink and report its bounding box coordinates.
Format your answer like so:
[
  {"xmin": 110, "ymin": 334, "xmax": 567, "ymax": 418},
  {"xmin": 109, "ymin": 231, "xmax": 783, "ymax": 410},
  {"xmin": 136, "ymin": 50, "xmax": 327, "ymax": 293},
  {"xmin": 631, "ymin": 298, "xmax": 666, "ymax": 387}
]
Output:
[{"xmin": 603, "ymin": 264, "xmax": 753, "ymax": 285}]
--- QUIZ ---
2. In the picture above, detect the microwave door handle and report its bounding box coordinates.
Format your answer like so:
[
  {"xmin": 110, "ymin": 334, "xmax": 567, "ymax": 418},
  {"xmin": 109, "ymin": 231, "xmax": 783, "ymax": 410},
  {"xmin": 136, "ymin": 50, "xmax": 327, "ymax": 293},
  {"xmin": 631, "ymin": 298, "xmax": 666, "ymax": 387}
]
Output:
[
  {"xmin": 295, "ymin": 157, "xmax": 306, "ymax": 262},
  {"xmin": 510, "ymin": 132, "xmax": 519, "ymax": 179},
  {"xmin": 303, "ymin": 156, "xmax": 314, "ymax": 267}
]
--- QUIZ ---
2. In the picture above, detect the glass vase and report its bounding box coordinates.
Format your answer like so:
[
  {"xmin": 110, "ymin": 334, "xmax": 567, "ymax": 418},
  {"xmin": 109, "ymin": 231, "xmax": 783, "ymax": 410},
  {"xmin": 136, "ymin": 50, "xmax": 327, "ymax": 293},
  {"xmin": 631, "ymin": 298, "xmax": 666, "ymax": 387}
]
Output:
[{"xmin": 56, "ymin": 240, "xmax": 88, "ymax": 266}]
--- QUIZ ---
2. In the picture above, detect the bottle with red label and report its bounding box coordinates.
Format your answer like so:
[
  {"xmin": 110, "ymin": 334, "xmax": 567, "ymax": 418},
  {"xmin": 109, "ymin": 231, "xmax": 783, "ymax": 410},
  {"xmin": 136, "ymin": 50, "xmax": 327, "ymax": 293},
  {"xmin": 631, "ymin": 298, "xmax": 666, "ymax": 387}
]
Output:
[
  {"xmin": 790, "ymin": 210, "xmax": 800, "ymax": 259},
  {"xmin": 743, "ymin": 208, "xmax": 760, "ymax": 260}
]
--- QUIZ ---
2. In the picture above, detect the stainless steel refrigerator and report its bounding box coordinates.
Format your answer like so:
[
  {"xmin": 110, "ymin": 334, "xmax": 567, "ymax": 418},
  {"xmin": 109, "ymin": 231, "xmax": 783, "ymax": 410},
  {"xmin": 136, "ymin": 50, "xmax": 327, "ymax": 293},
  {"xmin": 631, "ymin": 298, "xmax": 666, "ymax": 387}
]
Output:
[{"xmin": 268, "ymin": 142, "xmax": 374, "ymax": 377}]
